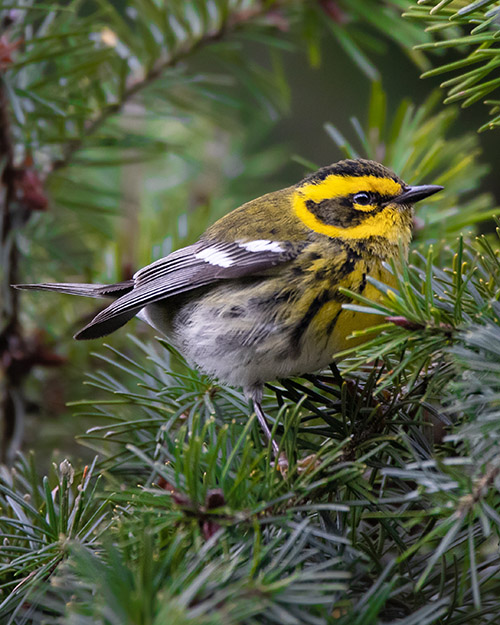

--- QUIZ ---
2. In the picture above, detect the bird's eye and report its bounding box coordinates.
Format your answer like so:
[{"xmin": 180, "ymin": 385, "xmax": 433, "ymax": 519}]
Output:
[{"xmin": 353, "ymin": 192, "xmax": 371, "ymax": 206}]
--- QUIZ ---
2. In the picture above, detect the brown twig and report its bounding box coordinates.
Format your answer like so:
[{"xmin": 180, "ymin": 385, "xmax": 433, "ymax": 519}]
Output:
[
  {"xmin": 0, "ymin": 72, "xmax": 21, "ymax": 462},
  {"xmin": 457, "ymin": 463, "xmax": 500, "ymax": 517},
  {"xmin": 0, "ymin": 34, "xmax": 50, "ymax": 461}
]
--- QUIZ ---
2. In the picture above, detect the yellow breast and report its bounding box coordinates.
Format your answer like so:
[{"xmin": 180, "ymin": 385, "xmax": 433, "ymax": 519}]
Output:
[{"xmin": 306, "ymin": 258, "xmax": 395, "ymax": 357}]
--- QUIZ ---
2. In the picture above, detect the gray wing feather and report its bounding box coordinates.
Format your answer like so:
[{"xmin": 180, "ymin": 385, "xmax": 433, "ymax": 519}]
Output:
[
  {"xmin": 75, "ymin": 240, "xmax": 300, "ymax": 340},
  {"xmin": 14, "ymin": 281, "xmax": 134, "ymax": 298}
]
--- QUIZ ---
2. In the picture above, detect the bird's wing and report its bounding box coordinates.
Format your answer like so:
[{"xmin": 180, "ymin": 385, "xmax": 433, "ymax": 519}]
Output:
[{"xmin": 75, "ymin": 239, "xmax": 301, "ymax": 339}]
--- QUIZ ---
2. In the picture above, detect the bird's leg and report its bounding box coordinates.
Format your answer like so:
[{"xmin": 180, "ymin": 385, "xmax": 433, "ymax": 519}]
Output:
[
  {"xmin": 247, "ymin": 385, "xmax": 288, "ymax": 472},
  {"xmin": 253, "ymin": 398, "xmax": 280, "ymax": 457},
  {"xmin": 253, "ymin": 398, "xmax": 322, "ymax": 474}
]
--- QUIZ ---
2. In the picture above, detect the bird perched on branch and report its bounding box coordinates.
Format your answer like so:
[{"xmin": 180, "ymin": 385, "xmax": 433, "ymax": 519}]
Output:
[{"xmin": 15, "ymin": 159, "xmax": 443, "ymax": 467}]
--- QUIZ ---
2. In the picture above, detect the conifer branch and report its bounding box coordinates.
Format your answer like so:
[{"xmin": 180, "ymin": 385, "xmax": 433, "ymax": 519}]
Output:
[
  {"xmin": 51, "ymin": 2, "xmax": 286, "ymax": 173},
  {"xmin": 458, "ymin": 463, "xmax": 500, "ymax": 517},
  {"xmin": 405, "ymin": 0, "xmax": 500, "ymax": 130}
]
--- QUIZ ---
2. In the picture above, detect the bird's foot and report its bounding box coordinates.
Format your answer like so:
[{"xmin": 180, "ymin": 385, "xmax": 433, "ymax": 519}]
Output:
[
  {"xmin": 271, "ymin": 452, "xmax": 321, "ymax": 477},
  {"xmin": 271, "ymin": 451, "xmax": 289, "ymax": 476},
  {"xmin": 296, "ymin": 453, "xmax": 321, "ymax": 474}
]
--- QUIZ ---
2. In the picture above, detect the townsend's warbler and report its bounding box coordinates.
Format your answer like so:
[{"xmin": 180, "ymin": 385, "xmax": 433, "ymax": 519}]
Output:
[{"xmin": 16, "ymin": 159, "xmax": 443, "ymax": 460}]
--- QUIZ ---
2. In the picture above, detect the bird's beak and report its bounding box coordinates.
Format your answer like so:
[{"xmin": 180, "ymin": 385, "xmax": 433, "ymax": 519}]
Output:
[{"xmin": 394, "ymin": 184, "xmax": 444, "ymax": 204}]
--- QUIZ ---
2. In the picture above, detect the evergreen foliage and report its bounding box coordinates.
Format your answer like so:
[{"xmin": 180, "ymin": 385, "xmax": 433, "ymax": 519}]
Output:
[
  {"xmin": 1, "ymin": 1, "xmax": 499, "ymax": 624},
  {"xmin": 405, "ymin": 0, "xmax": 500, "ymax": 130}
]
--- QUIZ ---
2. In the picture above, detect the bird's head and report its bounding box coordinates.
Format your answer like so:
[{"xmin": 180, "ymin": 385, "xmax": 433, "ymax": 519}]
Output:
[{"xmin": 293, "ymin": 159, "xmax": 443, "ymax": 252}]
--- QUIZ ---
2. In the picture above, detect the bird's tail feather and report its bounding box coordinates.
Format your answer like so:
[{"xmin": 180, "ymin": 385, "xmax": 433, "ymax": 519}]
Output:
[
  {"xmin": 13, "ymin": 280, "xmax": 134, "ymax": 298},
  {"xmin": 74, "ymin": 308, "xmax": 140, "ymax": 340},
  {"xmin": 13, "ymin": 280, "xmax": 139, "ymax": 340}
]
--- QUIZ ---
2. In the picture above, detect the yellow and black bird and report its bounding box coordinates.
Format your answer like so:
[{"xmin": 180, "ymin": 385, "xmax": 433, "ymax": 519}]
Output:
[{"xmin": 15, "ymin": 159, "xmax": 442, "ymax": 460}]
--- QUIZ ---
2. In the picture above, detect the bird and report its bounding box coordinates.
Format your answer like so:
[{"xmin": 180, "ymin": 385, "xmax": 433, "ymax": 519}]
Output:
[{"xmin": 15, "ymin": 159, "xmax": 443, "ymax": 465}]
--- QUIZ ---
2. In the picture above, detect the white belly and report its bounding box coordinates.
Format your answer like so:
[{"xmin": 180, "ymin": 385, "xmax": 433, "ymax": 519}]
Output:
[{"xmin": 141, "ymin": 285, "xmax": 340, "ymax": 391}]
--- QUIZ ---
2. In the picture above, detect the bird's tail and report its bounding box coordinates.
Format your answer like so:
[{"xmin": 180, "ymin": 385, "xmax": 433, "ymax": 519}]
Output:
[
  {"xmin": 13, "ymin": 280, "xmax": 134, "ymax": 298},
  {"xmin": 13, "ymin": 280, "xmax": 138, "ymax": 340}
]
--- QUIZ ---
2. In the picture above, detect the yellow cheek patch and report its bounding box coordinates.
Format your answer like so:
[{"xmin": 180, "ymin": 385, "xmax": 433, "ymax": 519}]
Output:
[
  {"xmin": 293, "ymin": 192, "xmax": 401, "ymax": 242},
  {"xmin": 299, "ymin": 174, "xmax": 402, "ymax": 202}
]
